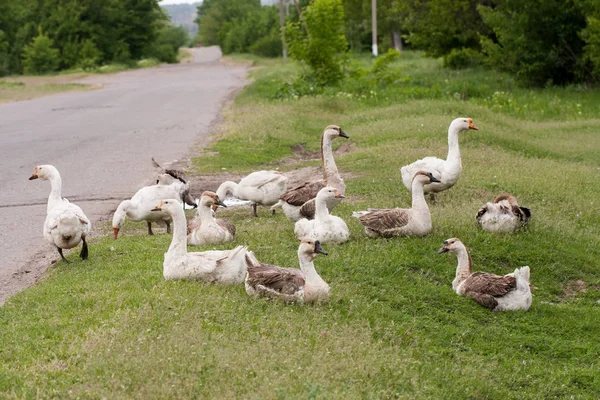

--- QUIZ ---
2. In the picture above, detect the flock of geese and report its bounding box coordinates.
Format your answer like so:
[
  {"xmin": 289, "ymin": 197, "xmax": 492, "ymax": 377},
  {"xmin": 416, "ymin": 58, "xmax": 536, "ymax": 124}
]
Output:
[{"xmin": 29, "ymin": 118, "xmax": 533, "ymax": 311}]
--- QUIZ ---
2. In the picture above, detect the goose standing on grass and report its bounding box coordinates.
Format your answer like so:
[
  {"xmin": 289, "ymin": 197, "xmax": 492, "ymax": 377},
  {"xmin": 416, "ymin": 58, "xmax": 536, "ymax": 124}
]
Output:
[
  {"xmin": 294, "ymin": 187, "xmax": 349, "ymax": 244},
  {"xmin": 112, "ymin": 183, "xmax": 184, "ymax": 239},
  {"xmin": 438, "ymin": 238, "xmax": 532, "ymax": 311},
  {"xmin": 152, "ymin": 158, "xmax": 197, "ymax": 209},
  {"xmin": 187, "ymin": 191, "xmax": 236, "ymax": 245},
  {"xmin": 216, "ymin": 170, "xmax": 288, "ymax": 217},
  {"xmin": 29, "ymin": 165, "xmax": 91, "ymax": 263},
  {"xmin": 352, "ymin": 171, "xmax": 441, "ymax": 237},
  {"xmin": 272, "ymin": 125, "xmax": 350, "ymax": 221},
  {"xmin": 244, "ymin": 238, "xmax": 330, "ymax": 303},
  {"xmin": 151, "ymin": 199, "xmax": 248, "ymax": 283},
  {"xmin": 476, "ymin": 194, "xmax": 531, "ymax": 233},
  {"xmin": 400, "ymin": 118, "xmax": 479, "ymax": 201}
]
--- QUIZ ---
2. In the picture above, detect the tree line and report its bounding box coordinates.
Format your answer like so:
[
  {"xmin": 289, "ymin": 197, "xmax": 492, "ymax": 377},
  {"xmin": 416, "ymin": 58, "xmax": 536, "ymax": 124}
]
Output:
[
  {"xmin": 0, "ymin": 0, "xmax": 189, "ymax": 76},
  {"xmin": 196, "ymin": 0, "xmax": 600, "ymax": 87}
]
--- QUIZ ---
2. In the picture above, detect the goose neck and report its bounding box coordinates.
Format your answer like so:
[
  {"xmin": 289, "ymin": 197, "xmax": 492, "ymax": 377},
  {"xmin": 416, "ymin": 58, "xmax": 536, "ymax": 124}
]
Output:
[
  {"xmin": 46, "ymin": 173, "xmax": 63, "ymax": 208},
  {"xmin": 298, "ymin": 254, "xmax": 325, "ymax": 285},
  {"xmin": 216, "ymin": 181, "xmax": 237, "ymax": 199},
  {"xmin": 321, "ymin": 134, "xmax": 339, "ymax": 183},
  {"xmin": 198, "ymin": 202, "xmax": 215, "ymax": 222},
  {"xmin": 446, "ymin": 125, "xmax": 462, "ymax": 165},
  {"xmin": 167, "ymin": 207, "xmax": 188, "ymax": 257},
  {"xmin": 314, "ymin": 195, "xmax": 330, "ymax": 221},
  {"xmin": 410, "ymin": 179, "xmax": 429, "ymax": 211},
  {"xmin": 454, "ymin": 245, "xmax": 472, "ymax": 285}
]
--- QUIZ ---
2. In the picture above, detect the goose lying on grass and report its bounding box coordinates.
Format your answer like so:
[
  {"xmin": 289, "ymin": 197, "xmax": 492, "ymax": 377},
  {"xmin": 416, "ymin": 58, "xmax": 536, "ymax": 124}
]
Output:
[
  {"xmin": 151, "ymin": 199, "xmax": 247, "ymax": 283},
  {"xmin": 294, "ymin": 187, "xmax": 349, "ymax": 244},
  {"xmin": 400, "ymin": 118, "xmax": 479, "ymax": 201},
  {"xmin": 216, "ymin": 170, "xmax": 288, "ymax": 217},
  {"xmin": 244, "ymin": 238, "xmax": 330, "ymax": 303},
  {"xmin": 29, "ymin": 165, "xmax": 91, "ymax": 263},
  {"xmin": 438, "ymin": 238, "xmax": 532, "ymax": 311},
  {"xmin": 352, "ymin": 171, "xmax": 440, "ymax": 237},
  {"xmin": 476, "ymin": 194, "xmax": 531, "ymax": 233},
  {"xmin": 152, "ymin": 158, "xmax": 196, "ymax": 208},
  {"xmin": 187, "ymin": 191, "xmax": 236, "ymax": 245},
  {"xmin": 272, "ymin": 125, "xmax": 349, "ymax": 221},
  {"xmin": 112, "ymin": 183, "xmax": 185, "ymax": 238}
]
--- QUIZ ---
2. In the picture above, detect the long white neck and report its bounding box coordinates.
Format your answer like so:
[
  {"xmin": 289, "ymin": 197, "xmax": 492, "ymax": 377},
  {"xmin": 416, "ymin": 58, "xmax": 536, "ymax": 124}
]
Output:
[
  {"xmin": 216, "ymin": 181, "xmax": 237, "ymax": 199},
  {"xmin": 321, "ymin": 134, "xmax": 343, "ymax": 189},
  {"xmin": 453, "ymin": 245, "xmax": 472, "ymax": 287},
  {"xmin": 314, "ymin": 194, "xmax": 331, "ymax": 221},
  {"xmin": 46, "ymin": 171, "xmax": 63, "ymax": 210},
  {"xmin": 298, "ymin": 253, "xmax": 326, "ymax": 286},
  {"xmin": 410, "ymin": 178, "xmax": 429, "ymax": 212},
  {"xmin": 167, "ymin": 207, "xmax": 188, "ymax": 258},
  {"xmin": 197, "ymin": 200, "xmax": 215, "ymax": 223},
  {"xmin": 446, "ymin": 125, "xmax": 462, "ymax": 168},
  {"xmin": 113, "ymin": 200, "xmax": 132, "ymax": 227}
]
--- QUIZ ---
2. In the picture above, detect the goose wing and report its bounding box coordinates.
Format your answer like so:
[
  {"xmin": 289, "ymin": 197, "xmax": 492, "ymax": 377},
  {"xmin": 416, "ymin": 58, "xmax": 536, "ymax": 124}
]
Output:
[
  {"xmin": 463, "ymin": 272, "xmax": 516, "ymax": 297},
  {"xmin": 298, "ymin": 198, "xmax": 316, "ymax": 219},
  {"xmin": 216, "ymin": 218, "xmax": 236, "ymax": 237},
  {"xmin": 280, "ymin": 180, "xmax": 325, "ymax": 206},
  {"xmin": 240, "ymin": 171, "xmax": 285, "ymax": 189},
  {"xmin": 246, "ymin": 263, "xmax": 305, "ymax": 295},
  {"xmin": 358, "ymin": 208, "xmax": 410, "ymax": 231}
]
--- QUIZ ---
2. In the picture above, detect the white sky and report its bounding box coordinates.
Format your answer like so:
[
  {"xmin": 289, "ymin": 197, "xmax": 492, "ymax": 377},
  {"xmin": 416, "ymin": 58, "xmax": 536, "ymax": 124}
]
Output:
[{"xmin": 159, "ymin": 0, "xmax": 201, "ymax": 5}]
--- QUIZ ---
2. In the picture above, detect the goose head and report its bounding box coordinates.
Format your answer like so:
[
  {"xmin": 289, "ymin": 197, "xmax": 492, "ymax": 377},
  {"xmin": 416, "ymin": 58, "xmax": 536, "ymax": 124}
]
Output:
[
  {"xmin": 450, "ymin": 118, "xmax": 479, "ymax": 133},
  {"xmin": 317, "ymin": 186, "xmax": 345, "ymax": 201},
  {"xmin": 298, "ymin": 237, "xmax": 329, "ymax": 261},
  {"xmin": 324, "ymin": 125, "xmax": 350, "ymax": 140},
  {"xmin": 151, "ymin": 198, "xmax": 182, "ymax": 215},
  {"xmin": 28, "ymin": 165, "xmax": 59, "ymax": 181},
  {"xmin": 412, "ymin": 170, "xmax": 441, "ymax": 185},
  {"xmin": 199, "ymin": 191, "xmax": 226, "ymax": 209},
  {"xmin": 437, "ymin": 237, "xmax": 466, "ymax": 254},
  {"xmin": 493, "ymin": 193, "xmax": 519, "ymax": 207}
]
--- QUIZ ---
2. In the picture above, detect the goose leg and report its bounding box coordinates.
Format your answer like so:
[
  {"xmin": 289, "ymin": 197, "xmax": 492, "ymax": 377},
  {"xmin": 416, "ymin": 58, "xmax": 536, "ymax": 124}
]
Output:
[
  {"xmin": 271, "ymin": 209, "xmax": 276, "ymax": 216},
  {"xmin": 147, "ymin": 222, "xmax": 154, "ymax": 236},
  {"xmin": 57, "ymin": 247, "xmax": 71, "ymax": 264},
  {"xmin": 252, "ymin": 203, "xmax": 258, "ymax": 218},
  {"xmin": 80, "ymin": 233, "xmax": 89, "ymax": 260},
  {"xmin": 429, "ymin": 193, "xmax": 437, "ymax": 203},
  {"xmin": 166, "ymin": 221, "xmax": 171, "ymax": 234}
]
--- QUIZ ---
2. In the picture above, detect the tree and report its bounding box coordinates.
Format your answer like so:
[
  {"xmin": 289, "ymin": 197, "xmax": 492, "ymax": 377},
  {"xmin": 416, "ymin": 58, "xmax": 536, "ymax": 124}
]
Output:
[{"xmin": 22, "ymin": 30, "xmax": 60, "ymax": 74}]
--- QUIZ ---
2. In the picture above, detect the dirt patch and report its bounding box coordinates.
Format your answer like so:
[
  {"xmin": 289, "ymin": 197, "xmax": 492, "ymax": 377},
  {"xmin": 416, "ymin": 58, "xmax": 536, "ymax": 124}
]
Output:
[{"xmin": 563, "ymin": 280, "xmax": 587, "ymax": 297}]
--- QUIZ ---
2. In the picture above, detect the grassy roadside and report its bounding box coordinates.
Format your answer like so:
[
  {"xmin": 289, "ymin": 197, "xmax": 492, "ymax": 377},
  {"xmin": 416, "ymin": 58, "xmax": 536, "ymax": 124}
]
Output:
[{"xmin": 1, "ymin": 52, "xmax": 599, "ymax": 398}]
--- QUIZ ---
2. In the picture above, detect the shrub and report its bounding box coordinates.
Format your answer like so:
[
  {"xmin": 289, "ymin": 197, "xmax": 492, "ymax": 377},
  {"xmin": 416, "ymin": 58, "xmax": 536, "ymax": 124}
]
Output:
[
  {"xmin": 77, "ymin": 39, "xmax": 102, "ymax": 70},
  {"xmin": 21, "ymin": 31, "xmax": 60, "ymax": 74},
  {"xmin": 581, "ymin": 17, "xmax": 600, "ymax": 78},
  {"xmin": 443, "ymin": 48, "xmax": 482, "ymax": 69},
  {"xmin": 249, "ymin": 33, "xmax": 282, "ymax": 58}
]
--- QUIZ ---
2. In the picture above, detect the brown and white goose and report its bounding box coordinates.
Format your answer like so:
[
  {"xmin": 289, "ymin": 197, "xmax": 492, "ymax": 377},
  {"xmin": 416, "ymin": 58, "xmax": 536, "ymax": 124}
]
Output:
[
  {"xmin": 476, "ymin": 194, "xmax": 531, "ymax": 233},
  {"xmin": 244, "ymin": 238, "xmax": 330, "ymax": 303},
  {"xmin": 271, "ymin": 125, "xmax": 349, "ymax": 221},
  {"xmin": 187, "ymin": 191, "xmax": 236, "ymax": 245},
  {"xmin": 438, "ymin": 238, "xmax": 532, "ymax": 311},
  {"xmin": 352, "ymin": 171, "xmax": 440, "ymax": 237},
  {"xmin": 152, "ymin": 158, "xmax": 197, "ymax": 208}
]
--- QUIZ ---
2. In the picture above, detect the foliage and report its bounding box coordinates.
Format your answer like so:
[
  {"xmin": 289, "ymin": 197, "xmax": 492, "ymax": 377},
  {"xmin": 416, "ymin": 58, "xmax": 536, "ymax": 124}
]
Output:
[
  {"xmin": 21, "ymin": 30, "xmax": 60, "ymax": 74},
  {"xmin": 285, "ymin": 0, "xmax": 348, "ymax": 86},
  {"xmin": 77, "ymin": 39, "xmax": 102, "ymax": 70},
  {"xmin": 581, "ymin": 17, "xmax": 600, "ymax": 77},
  {"xmin": 147, "ymin": 25, "xmax": 189, "ymax": 63},
  {"xmin": 443, "ymin": 47, "xmax": 482, "ymax": 69},
  {"xmin": 249, "ymin": 33, "xmax": 283, "ymax": 58}
]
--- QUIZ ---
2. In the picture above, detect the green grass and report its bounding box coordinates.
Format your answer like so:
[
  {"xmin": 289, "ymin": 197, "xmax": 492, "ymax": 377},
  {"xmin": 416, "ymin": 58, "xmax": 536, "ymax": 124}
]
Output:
[
  {"xmin": 1, "ymin": 52, "xmax": 600, "ymax": 398},
  {"xmin": 0, "ymin": 81, "xmax": 93, "ymax": 103}
]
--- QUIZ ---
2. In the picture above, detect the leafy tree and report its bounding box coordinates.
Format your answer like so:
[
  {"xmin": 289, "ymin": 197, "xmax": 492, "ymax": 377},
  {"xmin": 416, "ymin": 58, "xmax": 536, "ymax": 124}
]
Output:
[
  {"xmin": 78, "ymin": 39, "xmax": 102, "ymax": 70},
  {"xmin": 286, "ymin": 0, "xmax": 348, "ymax": 86},
  {"xmin": 21, "ymin": 29, "xmax": 60, "ymax": 74}
]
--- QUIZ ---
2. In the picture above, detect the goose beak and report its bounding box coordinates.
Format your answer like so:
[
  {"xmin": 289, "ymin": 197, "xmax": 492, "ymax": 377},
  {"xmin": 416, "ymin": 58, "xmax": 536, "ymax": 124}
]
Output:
[
  {"xmin": 334, "ymin": 190, "xmax": 345, "ymax": 199},
  {"xmin": 215, "ymin": 199, "xmax": 227, "ymax": 207},
  {"xmin": 151, "ymin": 201, "xmax": 163, "ymax": 212},
  {"xmin": 468, "ymin": 120, "xmax": 479, "ymax": 131},
  {"xmin": 112, "ymin": 227, "xmax": 119, "ymax": 239},
  {"xmin": 429, "ymin": 174, "xmax": 441, "ymax": 183},
  {"xmin": 339, "ymin": 129, "xmax": 350, "ymax": 139},
  {"xmin": 28, "ymin": 173, "xmax": 38, "ymax": 180},
  {"xmin": 437, "ymin": 245, "xmax": 449, "ymax": 254},
  {"xmin": 314, "ymin": 240, "xmax": 328, "ymax": 256}
]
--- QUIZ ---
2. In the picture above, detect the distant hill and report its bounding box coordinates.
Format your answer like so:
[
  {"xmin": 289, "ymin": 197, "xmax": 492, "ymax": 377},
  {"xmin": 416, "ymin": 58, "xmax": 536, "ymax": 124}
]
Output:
[{"xmin": 161, "ymin": 3, "xmax": 201, "ymax": 38}]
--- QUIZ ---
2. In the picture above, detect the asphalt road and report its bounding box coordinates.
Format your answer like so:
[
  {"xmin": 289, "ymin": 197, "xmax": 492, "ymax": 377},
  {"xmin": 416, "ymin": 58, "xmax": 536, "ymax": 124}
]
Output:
[{"xmin": 0, "ymin": 47, "xmax": 247, "ymax": 304}]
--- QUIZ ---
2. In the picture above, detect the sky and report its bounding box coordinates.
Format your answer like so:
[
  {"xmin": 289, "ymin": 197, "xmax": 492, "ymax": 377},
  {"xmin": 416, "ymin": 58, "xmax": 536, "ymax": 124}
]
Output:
[{"xmin": 159, "ymin": 0, "xmax": 200, "ymax": 5}]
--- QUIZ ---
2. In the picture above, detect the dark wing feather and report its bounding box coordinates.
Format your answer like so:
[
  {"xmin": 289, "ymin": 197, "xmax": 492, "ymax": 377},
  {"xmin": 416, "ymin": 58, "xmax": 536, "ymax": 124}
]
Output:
[
  {"xmin": 518, "ymin": 206, "xmax": 531, "ymax": 223},
  {"xmin": 463, "ymin": 272, "xmax": 516, "ymax": 297},
  {"xmin": 280, "ymin": 180, "xmax": 325, "ymax": 206},
  {"xmin": 216, "ymin": 218, "xmax": 236, "ymax": 237},
  {"xmin": 475, "ymin": 204, "xmax": 488, "ymax": 220},
  {"xmin": 467, "ymin": 292, "xmax": 499, "ymax": 309},
  {"xmin": 358, "ymin": 209, "xmax": 410, "ymax": 233},
  {"xmin": 246, "ymin": 263, "xmax": 305, "ymax": 295},
  {"xmin": 299, "ymin": 198, "xmax": 316, "ymax": 219}
]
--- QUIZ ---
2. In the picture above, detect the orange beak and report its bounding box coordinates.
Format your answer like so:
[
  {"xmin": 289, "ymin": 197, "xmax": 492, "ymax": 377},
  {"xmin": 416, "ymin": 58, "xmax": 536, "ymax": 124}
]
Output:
[
  {"xmin": 113, "ymin": 227, "xmax": 119, "ymax": 239},
  {"xmin": 334, "ymin": 190, "xmax": 345, "ymax": 199},
  {"xmin": 28, "ymin": 167, "xmax": 39, "ymax": 180},
  {"xmin": 151, "ymin": 201, "xmax": 163, "ymax": 212},
  {"xmin": 468, "ymin": 119, "xmax": 479, "ymax": 131}
]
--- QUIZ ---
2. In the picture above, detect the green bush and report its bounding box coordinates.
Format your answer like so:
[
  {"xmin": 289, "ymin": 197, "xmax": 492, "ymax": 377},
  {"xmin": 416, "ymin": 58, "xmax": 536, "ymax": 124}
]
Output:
[
  {"xmin": 0, "ymin": 30, "xmax": 9, "ymax": 76},
  {"xmin": 146, "ymin": 25, "xmax": 188, "ymax": 63},
  {"xmin": 285, "ymin": 0, "xmax": 348, "ymax": 86},
  {"xmin": 77, "ymin": 39, "xmax": 102, "ymax": 70},
  {"xmin": 443, "ymin": 48, "xmax": 482, "ymax": 69},
  {"xmin": 249, "ymin": 33, "xmax": 282, "ymax": 58},
  {"xmin": 21, "ymin": 31, "xmax": 60, "ymax": 74},
  {"xmin": 581, "ymin": 17, "xmax": 600, "ymax": 77}
]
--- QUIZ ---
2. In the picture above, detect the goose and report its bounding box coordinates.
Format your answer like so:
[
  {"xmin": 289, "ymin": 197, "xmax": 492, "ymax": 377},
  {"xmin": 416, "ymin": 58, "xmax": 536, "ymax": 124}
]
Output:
[
  {"xmin": 400, "ymin": 118, "xmax": 479, "ymax": 201},
  {"xmin": 476, "ymin": 194, "xmax": 531, "ymax": 233},
  {"xmin": 151, "ymin": 199, "xmax": 248, "ymax": 283},
  {"xmin": 187, "ymin": 191, "xmax": 236, "ymax": 245},
  {"xmin": 272, "ymin": 125, "xmax": 349, "ymax": 221},
  {"xmin": 294, "ymin": 187, "xmax": 349, "ymax": 244},
  {"xmin": 216, "ymin": 170, "xmax": 288, "ymax": 217},
  {"xmin": 112, "ymin": 183, "xmax": 185, "ymax": 239},
  {"xmin": 438, "ymin": 238, "xmax": 532, "ymax": 311},
  {"xmin": 29, "ymin": 165, "xmax": 91, "ymax": 263},
  {"xmin": 152, "ymin": 158, "xmax": 197, "ymax": 208},
  {"xmin": 244, "ymin": 238, "xmax": 330, "ymax": 303},
  {"xmin": 352, "ymin": 171, "xmax": 441, "ymax": 237}
]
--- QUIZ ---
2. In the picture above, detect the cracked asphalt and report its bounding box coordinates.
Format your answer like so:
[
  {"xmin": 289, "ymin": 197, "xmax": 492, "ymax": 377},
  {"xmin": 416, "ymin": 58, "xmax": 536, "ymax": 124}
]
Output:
[{"xmin": 0, "ymin": 47, "xmax": 247, "ymax": 304}]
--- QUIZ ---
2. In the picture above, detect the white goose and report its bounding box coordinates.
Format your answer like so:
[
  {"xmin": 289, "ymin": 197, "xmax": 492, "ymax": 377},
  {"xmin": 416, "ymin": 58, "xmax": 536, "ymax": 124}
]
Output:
[
  {"xmin": 187, "ymin": 191, "xmax": 236, "ymax": 245},
  {"xmin": 272, "ymin": 125, "xmax": 349, "ymax": 221},
  {"xmin": 476, "ymin": 194, "xmax": 531, "ymax": 233},
  {"xmin": 152, "ymin": 158, "xmax": 197, "ymax": 208},
  {"xmin": 294, "ymin": 187, "xmax": 349, "ymax": 244},
  {"xmin": 112, "ymin": 183, "xmax": 184, "ymax": 239},
  {"xmin": 438, "ymin": 238, "xmax": 532, "ymax": 311},
  {"xmin": 400, "ymin": 118, "xmax": 479, "ymax": 200},
  {"xmin": 29, "ymin": 165, "xmax": 91, "ymax": 263},
  {"xmin": 216, "ymin": 170, "xmax": 288, "ymax": 217},
  {"xmin": 244, "ymin": 238, "xmax": 330, "ymax": 303},
  {"xmin": 151, "ymin": 199, "xmax": 248, "ymax": 283},
  {"xmin": 352, "ymin": 171, "xmax": 441, "ymax": 237}
]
